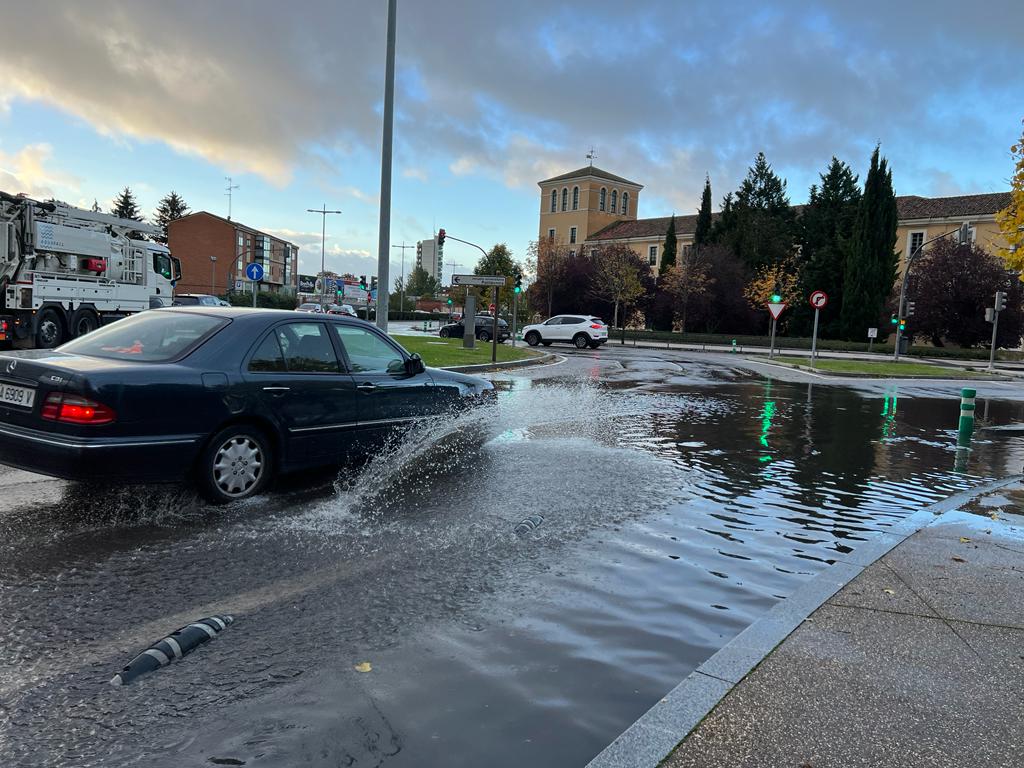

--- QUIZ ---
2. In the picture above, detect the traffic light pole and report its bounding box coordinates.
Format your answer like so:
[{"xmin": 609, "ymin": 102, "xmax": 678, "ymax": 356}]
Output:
[
  {"xmin": 989, "ymin": 307, "xmax": 1000, "ymax": 372},
  {"xmin": 511, "ymin": 294, "xmax": 517, "ymax": 347},
  {"xmin": 492, "ymin": 286, "xmax": 499, "ymax": 363}
]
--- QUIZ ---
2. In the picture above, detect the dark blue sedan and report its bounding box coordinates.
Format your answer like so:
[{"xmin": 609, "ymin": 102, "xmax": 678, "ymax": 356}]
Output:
[{"xmin": 0, "ymin": 308, "xmax": 493, "ymax": 503}]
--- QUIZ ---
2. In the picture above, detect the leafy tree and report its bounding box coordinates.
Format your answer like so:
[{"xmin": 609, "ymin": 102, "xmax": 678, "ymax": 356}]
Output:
[
  {"xmin": 153, "ymin": 191, "xmax": 190, "ymax": 244},
  {"xmin": 110, "ymin": 187, "xmax": 143, "ymax": 221},
  {"xmin": 590, "ymin": 244, "xmax": 647, "ymax": 328},
  {"xmin": 713, "ymin": 153, "xmax": 797, "ymax": 271},
  {"xmin": 906, "ymin": 237, "xmax": 1022, "ymax": 348},
  {"xmin": 998, "ymin": 120, "xmax": 1024, "ymax": 267},
  {"xmin": 686, "ymin": 245, "xmax": 759, "ymax": 334},
  {"xmin": 744, "ymin": 258, "xmax": 800, "ymax": 308},
  {"xmin": 791, "ymin": 158, "xmax": 861, "ymax": 337},
  {"xmin": 405, "ymin": 265, "xmax": 440, "ymax": 297},
  {"xmin": 661, "ymin": 245, "xmax": 714, "ymax": 333},
  {"xmin": 840, "ymin": 146, "xmax": 898, "ymax": 339},
  {"xmin": 694, "ymin": 175, "xmax": 713, "ymax": 247},
  {"xmin": 659, "ymin": 215, "xmax": 677, "ymax": 276},
  {"xmin": 526, "ymin": 237, "xmax": 573, "ymax": 317}
]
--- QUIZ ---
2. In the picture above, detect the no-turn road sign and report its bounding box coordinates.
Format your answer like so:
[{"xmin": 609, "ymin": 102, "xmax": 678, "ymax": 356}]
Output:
[{"xmin": 809, "ymin": 290, "xmax": 828, "ymax": 309}]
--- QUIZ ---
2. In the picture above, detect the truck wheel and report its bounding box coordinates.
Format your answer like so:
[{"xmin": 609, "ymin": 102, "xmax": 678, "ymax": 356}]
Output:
[
  {"xmin": 70, "ymin": 308, "xmax": 100, "ymax": 338},
  {"xmin": 197, "ymin": 425, "xmax": 274, "ymax": 504},
  {"xmin": 35, "ymin": 308, "xmax": 66, "ymax": 349}
]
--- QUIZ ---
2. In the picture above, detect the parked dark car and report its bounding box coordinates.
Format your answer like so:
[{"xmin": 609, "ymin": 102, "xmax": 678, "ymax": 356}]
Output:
[
  {"xmin": 172, "ymin": 294, "xmax": 230, "ymax": 307},
  {"xmin": 438, "ymin": 315, "xmax": 510, "ymax": 342},
  {"xmin": 0, "ymin": 308, "xmax": 493, "ymax": 503}
]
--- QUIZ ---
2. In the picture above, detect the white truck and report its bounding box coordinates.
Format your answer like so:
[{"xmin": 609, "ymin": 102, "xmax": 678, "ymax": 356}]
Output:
[{"xmin": 0, "ymin": 191, "xmax": 181, "ymax": 349}]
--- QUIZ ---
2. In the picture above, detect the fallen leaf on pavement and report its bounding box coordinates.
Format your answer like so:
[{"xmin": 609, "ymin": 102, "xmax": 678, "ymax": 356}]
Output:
[
  {"xmin": 951, "ymin": 556, "xmax": 967, "ymax": 563},
  {"xmin": 354, "ymin": 662, "xmax": 373, "ymax": 673},
  {"xmin": 960, "ymin": 537, "xmax": 971, "ymax": 543},
  {"xmin": 883, "ymin": 588, "xmax": 895, "ymax": 595}
]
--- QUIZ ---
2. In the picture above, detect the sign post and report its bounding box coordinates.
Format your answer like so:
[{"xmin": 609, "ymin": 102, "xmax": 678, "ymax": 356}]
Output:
[
  {"xmin": 808, "ymin": 290, "xmax": 828, "ymax": 361},
  {"xmin": 463, "ymin": 293, "xmax": 476, "ymax": 350},
  {"xmin": 867, "ymin": 327, "xmax": 878, "ymax": 354},
  {"xmin": 491, "ymin": 287, "xmax": 500, "ymax": 363},
  {"xmin": 767, "ymin": 301, "xmax": 786, "ymax": 359},
  {"xmin": 245, "ymin": 262, "xmax": 264, "ymax": 307}
]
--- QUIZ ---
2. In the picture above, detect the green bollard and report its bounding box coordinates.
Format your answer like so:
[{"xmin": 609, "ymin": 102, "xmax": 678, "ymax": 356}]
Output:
[
  {"xmin": 731, "ymin": 339, "xmax": 737, "ymax": 354},
  {"xmin": 957, "ymin": 388, "xmax": 976, "ymax": 448}
]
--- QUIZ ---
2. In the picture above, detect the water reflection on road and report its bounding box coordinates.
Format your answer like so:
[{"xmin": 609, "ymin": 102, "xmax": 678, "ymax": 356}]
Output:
[{"xmin": 2, "ymin": 359, "xmax": 1024, "ymax": 768}]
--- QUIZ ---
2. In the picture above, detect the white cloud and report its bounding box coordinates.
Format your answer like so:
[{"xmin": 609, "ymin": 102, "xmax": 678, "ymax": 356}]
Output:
[{"xmin": 0, "ymin": 143, "xmax": 81, "ymax": 199}]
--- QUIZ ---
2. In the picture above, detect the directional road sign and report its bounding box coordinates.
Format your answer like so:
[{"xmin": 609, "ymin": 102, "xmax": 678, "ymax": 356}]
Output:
[
  {"xmin": 234, "ymin": 280, "xmax": 243, "ymax": 290},
  {"xmin": 809, "ymin": 290, "xmax": 828, "ymax": 309},
  {"xmin": 245, "ymin": 262, "xmax": 264, "ymax": 282},
  {"xmin": 867, "ymin": 327, "xmax": 878, "ymax": 339},
  {"xmin": 767, "ymin": 302, "xmax": 787, "ymax": 320},
  {"xmin": 452, "ymin": 274, "xmax": 506, "ymax": 287}
]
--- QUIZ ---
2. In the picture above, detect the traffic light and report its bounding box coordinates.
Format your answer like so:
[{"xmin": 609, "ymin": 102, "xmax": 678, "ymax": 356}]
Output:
[
  {"xmin": 770, "ymin": 293, "xmax": 781, "ymax": 303},
  {"xmin": 437, "ymin": 228, "xmax": 446, "ymax": 247},
  {"xmin": 995, "ymin": 291, "xmax": 1007, "ymax": 311},
  {"xmin": 514, "ymin": 271, "xmax": 523, "ymax": 294},
  {"xmin": 890, "ymin": 314, "xmax": 899, "ymax": 325},
  {"xmin": 898, "ymin": 319, "xmax": 907, "ymax": 331},
  {"xmin": 370, "ymin": 275, "xmax": 378, "ymax": 292},
  {"xmin": 905, "ymin": 301, "xmax": 916, "ymax": 317},
  {"xmin": 359, "ymin": 275, "xmax": 367, "ymax": 290},
  {"xmin": 446, "ymin": 297, "xmax": 453, "ymax": 306}
]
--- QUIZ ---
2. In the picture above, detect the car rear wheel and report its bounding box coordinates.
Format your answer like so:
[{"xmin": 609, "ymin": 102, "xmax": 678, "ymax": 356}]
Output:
[
  {"xmin": 197, "ymin": 425, "xmax": 273, "ymax": 504},
  {"xmin": 573, "ymin": 333, "xmax": 589, "ymax": 349},
  {"xmin": 525, "ymin": 331, "xmax": 540, "ymax": 347}
]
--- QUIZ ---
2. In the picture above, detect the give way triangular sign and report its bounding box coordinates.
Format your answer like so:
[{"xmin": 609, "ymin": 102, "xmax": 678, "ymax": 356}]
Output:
[{"xmin": 767, "ymin": 302, "xmax": 786, "ymax": 320}]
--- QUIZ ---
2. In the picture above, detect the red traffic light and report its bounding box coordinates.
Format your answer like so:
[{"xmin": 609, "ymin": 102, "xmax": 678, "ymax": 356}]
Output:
[{"xmin": 437, "ymin": 228, "xmax": 446, "ymax": 247}]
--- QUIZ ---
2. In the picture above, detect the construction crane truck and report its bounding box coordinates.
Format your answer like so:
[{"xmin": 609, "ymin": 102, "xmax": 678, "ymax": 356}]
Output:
[{"xmin": 0, "ymin": 191, "xmax": 181, "ymax": 349}]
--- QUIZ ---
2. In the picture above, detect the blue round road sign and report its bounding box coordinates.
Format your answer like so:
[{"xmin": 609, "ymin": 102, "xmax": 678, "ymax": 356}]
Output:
[{"xmin": 245, "ymin": 262, "xmax": 264, "ymax": 282}]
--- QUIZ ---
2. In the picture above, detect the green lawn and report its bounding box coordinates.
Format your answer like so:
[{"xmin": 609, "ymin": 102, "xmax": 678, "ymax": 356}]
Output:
[
  {"xmin": 771, "ymin": 356, "xmax": 984, "ymax": 378},
  {"xmin": 393, "ymin": 335, "xmax": 541, "ymax": 368}
]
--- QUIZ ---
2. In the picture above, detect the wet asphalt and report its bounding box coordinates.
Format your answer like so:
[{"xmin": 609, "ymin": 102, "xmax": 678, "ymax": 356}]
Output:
[{"xmin": 2, "ymin": 345, "xmax": 1024, "ymax": 767}]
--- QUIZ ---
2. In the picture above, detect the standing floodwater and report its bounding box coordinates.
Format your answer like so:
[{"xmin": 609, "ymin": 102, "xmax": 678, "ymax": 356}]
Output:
[{"xmin": 2, "ymin": 356, "xmax": 1024, "ymax": 768}]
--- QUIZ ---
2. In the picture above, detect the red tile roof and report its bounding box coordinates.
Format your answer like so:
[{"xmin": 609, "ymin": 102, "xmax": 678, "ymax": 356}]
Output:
[
  {"xmin": 539, "ymin": 166, "xmax": 642, "ymax": 187},
  {"xmin": 896, "ymin": 192, "xmax": 1010, "ymax": 220}
]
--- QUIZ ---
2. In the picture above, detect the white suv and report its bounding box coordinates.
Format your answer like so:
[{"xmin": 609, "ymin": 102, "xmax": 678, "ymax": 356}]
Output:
[{"xmin": 522, "ymin": 315, "xmax": 608, "ymax": 349}]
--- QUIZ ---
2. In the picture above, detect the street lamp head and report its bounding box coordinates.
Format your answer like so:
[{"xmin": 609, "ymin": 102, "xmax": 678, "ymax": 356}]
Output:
[{"xmin": 210, "ymin": 255, "xmax": 217, "ymax": 262}]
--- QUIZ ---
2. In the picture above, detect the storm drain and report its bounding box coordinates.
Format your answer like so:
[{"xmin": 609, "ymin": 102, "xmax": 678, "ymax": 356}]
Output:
[{"xmin": 110, "ymin": 615, "xmax": 234, "ymax": 686}]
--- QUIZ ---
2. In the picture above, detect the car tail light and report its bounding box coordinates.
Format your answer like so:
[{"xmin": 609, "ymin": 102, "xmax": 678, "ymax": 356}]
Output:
[
  {"xmin": 41, "ymin": 393, "xmax": 116, "ymax": 425},
  {"xmin": 590, "ymin": 324, "xmax": 603, "ymax": 329}
]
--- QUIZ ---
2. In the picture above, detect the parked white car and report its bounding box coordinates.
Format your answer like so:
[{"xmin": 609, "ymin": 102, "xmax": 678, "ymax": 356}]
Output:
[{"xmin": 521, "ymin": 315, "xmax": 608, "ymax": 349}]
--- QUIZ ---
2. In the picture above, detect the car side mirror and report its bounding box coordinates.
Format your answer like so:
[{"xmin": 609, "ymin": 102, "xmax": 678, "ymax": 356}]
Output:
[{"xmin": 405, "ymin": 353, "xmax": 425, "ymax": 375}]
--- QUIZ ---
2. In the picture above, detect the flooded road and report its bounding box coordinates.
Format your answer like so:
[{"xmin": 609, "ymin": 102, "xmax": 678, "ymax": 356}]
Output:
[{"xmin": 2, "ymin": 348, "xmax": 1023, "ymax": 767}]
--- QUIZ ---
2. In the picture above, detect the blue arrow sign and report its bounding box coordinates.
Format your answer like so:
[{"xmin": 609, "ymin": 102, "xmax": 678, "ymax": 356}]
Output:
[{"xmin": 245, "ymin": 262, "xmax": 264, "ymax": 282}]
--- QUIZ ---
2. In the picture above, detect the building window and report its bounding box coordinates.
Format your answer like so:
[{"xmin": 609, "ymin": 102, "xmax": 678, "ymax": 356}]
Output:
[
  {"xmin": 237, "ymin": 233, "xmax": 244, "ymax": 247},
  {"xmin": 610, "ymin": 189, "xmax": 618, "ymax": 214},
  {"xmin": 548, "ymin": 228, "xmax": 556, "ymax": 240},
  {"xmin": 590, "ymin": 248, "xmax": 597, "ymax": 258},
  {"xmin": 622, "ymin": 192, "xmax": 629, "ymax": 216},
  {"xmin": 599, "ymin": 188, "xmax": 606, "ymax": 212},
  {"xmin": 572, "ymin": 186, "xmax": 579, "ymax": 210},
  {"xmin": 550, "ymin": 189, "xmax": 557, "ymax": 213},
  {"xmin": 648, "ymin": 245, "xmax": 657, "ymax": 266},
  {"xmin": 570, "ymin": 226, "xmax": 577, "ymax": 244},
  {"xmin": 561, "ymin": 187, "xmax": 568, "ymax": 212},
  {"xmin": 909, "ymin": 231, "xmax": 925, "ymax": 255},
  {"xmin": 682, "ymin": 244, "xmax": 692, "ymax": 258}
]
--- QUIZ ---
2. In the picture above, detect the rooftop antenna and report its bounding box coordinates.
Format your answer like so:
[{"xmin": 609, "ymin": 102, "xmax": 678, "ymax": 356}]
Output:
[
  {"xmin": 225, "ymin": 177, "xmax": 239, "ymax": 220},
  {"xmin": 586, "ymin": 147, "xmax": 597, "ymax": 167}
]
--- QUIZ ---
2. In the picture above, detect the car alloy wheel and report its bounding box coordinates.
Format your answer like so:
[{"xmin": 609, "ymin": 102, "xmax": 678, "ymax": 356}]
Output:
[
  {"xmin": 439, "ymin": 328, "xmax": 449, "ymax": 338},
  {"xmin": 525, "ymin": 331, "xmax": 540, "ymax": 347},
  {"xmin": 573, "ymin": 333, "xmax": 589, "ymax": 349},
  {"xmin": 212, "ymin": 435, "xmax": 264, "ymax": 498}
]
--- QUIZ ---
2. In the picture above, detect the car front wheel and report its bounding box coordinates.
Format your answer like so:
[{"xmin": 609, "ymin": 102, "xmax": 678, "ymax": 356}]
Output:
[
  {"xmin": 525, "ymin": 331, "xmax": 540, "ymax": 347},
  {"xmin": 439, "ymin": 328, "xmax": 450, "ymax": 338},
  {"xmin": 197, "ymin": 425, "xmax": 273, "ymax": 504},
  {"xmin": 478, "ymin": 330, "xmax": 491, "ymax": 342}
]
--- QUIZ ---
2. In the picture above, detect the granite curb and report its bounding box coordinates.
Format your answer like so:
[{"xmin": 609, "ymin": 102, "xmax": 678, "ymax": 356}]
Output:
[
  {"xmin": 584, "ymin": 475, "xmax": 1024, "ymax": 768},
  {"xmin": 443, "ymin": 352, "xmax": 557, "ymax": 373}
]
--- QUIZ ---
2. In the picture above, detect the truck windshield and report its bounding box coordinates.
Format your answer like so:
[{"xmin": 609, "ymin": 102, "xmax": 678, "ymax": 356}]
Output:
[{"xmin": 59, "ymin": 311, "xmax": 227, "ymax": 362}]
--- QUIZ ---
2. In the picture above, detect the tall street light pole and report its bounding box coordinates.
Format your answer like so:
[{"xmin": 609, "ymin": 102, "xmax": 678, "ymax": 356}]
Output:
[
  {"xmin": 392, "ymin": 242, "xmax": 415, "ymax": 312},
  {"xmin": 308, "ymin": 204, "xmax": 342, "ymax": 306},
  {"xmin": 210, "ymin": 255, "xmax": 217, "ymax": 295},
  {"xmin": 376, "ymin": 0, "xmax": 397, "ymax": 331}
]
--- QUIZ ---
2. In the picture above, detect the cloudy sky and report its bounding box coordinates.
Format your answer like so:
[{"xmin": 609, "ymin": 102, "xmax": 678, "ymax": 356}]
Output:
[{"xmin": 1, "ymin": 0, "xmax": 1020, "ymax": 283}]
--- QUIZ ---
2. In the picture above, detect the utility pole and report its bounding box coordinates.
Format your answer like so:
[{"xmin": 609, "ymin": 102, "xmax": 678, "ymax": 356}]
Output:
[
  {"xmin": 376, "ymin": 0, "xmax": 397, "ymax": 331},
  {"xmin": 307, "ymin": 204, "xmax": 342, "ymax": 306},
  {"xmin": 392, "ymin": 242, "xmax": 415, "ymax": 313},
  {"xmin": 225, "ymin": 177, "xmax": 239, "ymax": 220},
  {"xmin": 210, "ymin": 255, "xmax": 217, "ymax": 295}
]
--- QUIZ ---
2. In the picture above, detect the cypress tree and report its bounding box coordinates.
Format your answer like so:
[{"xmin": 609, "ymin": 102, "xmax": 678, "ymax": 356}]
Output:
[
  {"xmin": 694, "ymin": 175, "xmax": 713, "ymax": 247},
  {"xmin": 659, "ymin": 215, "xmax": 677, "ymax": 276},
  {"xmin": 840, "ymin": 146, "xmax": 898, "ymax": 339}
]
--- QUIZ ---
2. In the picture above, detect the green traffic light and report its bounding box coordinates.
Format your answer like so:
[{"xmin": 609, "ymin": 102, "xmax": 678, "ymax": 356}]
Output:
[
  {"xmin": 513, "ymin": 286, "xmax": 521, "ymax": 294},
  {"xmin": 890, "ymin": 316, "xmax": 899, "ymax": 325},
  {"xmin": 771, "ymin": 294, "xmax": 781, "ymax": 303}
]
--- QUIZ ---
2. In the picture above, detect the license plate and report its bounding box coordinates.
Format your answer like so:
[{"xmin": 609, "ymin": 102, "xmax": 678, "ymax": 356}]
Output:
[{"xmin": 0, "ymin": 383, "xmax": 35, "ymax": 409}]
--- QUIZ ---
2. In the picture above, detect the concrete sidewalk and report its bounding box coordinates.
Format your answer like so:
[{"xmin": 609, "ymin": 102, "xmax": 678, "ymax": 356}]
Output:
[{"xmin": 664, "ymin": 498, "xmax": 1024, "ymax": 767}]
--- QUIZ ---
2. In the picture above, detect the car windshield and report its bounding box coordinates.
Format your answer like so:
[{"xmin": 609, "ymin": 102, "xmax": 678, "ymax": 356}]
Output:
[
  {"xmin": 298, "ymin": 303, "xmax": 320, "ymax": 310},
  {"xmin": 58, "ymin": 311, "xmax": 226, "ymax": 362}
]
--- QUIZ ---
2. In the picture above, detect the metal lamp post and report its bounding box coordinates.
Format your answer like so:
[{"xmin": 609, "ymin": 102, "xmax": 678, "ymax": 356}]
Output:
[
  {"xmin": 307, "ymin": 205, "xmax": 342, "ymax": 307},
  {"xmin": 209, "ymin": 255, "xmax": 217, "ymax": 295},
  {"xmin": 392, "ymin": 243, "xmax": 415, "ymax": 313},
  {"xmin": 893, "ymin": 222, "xmax": 971, "ymax": 361}
]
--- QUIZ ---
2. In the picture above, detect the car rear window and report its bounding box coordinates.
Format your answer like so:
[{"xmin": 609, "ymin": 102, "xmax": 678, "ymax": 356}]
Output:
[{"xmin": 59, "ymin": 311, "xmax": 226, "ymax": 362}]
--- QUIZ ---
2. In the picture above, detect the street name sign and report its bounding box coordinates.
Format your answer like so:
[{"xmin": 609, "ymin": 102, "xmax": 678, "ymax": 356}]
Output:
[
  {"xmin": 809, "ymin": 290, "xmax": 828, "ymax": 309},
  {"xmin": 767, "ymin": 302, "xmax": 786, "ymax": 320},
  {"xmin": 245, "ymin": 262, "xmax": 264, "ymax": 282},
  {"xmin": 452, "ymin": 274, "xmax": 506, "ymax": 287}
]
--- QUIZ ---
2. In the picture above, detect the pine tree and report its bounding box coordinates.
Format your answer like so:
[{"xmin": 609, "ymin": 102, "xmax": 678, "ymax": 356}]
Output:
[
  {"xmin": 840, "ymin": 146, "xmax": 899, "ymax": 340},
  {"xmin": 153, "ymin": 191, "xmax": 190, "ymax": 244},
  {"xmin": 694, "ymin": 176, "xmax": 713, "ymax": 247},
  {"xmin": 659, "ymin": 215, "xmax": 677, "ymax": 276},
  {"xmin": 110, "ymin": 187, "xmax": 143, "ymax": 221},
  {"xmin": 791, "ymin": 158, "xmax": 861, "ymax": 337},
  {"xmin": 90, "ymin": 199, "xmax": 101, "ymax": 212}
]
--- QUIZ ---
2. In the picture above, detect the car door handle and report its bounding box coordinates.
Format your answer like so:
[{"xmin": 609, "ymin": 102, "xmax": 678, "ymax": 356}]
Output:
[
  {"xmin": 263, "ymin": 386, "xmax": 290, "ymax": 394},
  {"xmin": 356, "ymin": 383, "xmax": 377, "ymax": 392}
]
